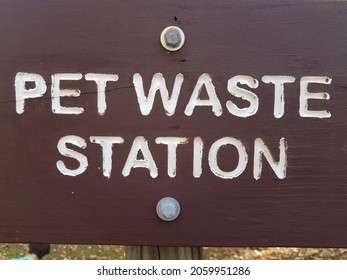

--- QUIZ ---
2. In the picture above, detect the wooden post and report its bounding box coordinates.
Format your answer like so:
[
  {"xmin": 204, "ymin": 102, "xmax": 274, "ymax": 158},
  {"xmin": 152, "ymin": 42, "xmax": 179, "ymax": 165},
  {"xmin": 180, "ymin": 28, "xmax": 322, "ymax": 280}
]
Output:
[{"xmin": 125, "ymin": 246, "xmax": 202, "ymax": 260}]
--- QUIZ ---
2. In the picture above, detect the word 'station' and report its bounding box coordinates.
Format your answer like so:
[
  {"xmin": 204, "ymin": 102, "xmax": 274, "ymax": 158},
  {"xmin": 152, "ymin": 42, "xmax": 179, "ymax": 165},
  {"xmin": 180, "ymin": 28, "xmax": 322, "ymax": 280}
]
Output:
[{"xmin": 14, "ymin": 72, "xmax": 332, "ymax": 180}]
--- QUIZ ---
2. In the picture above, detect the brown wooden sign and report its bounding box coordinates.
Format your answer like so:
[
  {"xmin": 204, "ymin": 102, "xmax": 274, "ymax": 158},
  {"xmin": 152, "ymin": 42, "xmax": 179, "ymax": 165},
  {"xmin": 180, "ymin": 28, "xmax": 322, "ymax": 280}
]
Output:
[{"xmin": 0, "ymin": 0, "xmax": 346, "ymax": 247}]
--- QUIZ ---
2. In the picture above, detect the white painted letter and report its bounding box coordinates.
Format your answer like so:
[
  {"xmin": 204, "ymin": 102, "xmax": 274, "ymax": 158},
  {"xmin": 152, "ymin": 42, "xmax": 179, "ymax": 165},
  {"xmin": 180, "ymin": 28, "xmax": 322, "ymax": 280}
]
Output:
[
  {"xmin": 85, "ymin": 73, "xmax": 119, "ymax": 115},
  {"xmin": 193, "ymin": 137, "xmax": 203, "ymax": 178},
  {"xmin": 51, "ymin": 73, "xmax": 84, "ymax": 114},
  {"xmin": 253, "ymin": 137, "xmax": 287, "ymax": 180},
  {"xmin": 184, "ymin": 73, "xmax": 222, "ymax": 116},
  {"xmin": 90, "ymin": 136, "xmax": 124, "ymax": 178},
  {"xmin": 15, "ymin": 72, "xmax": 47, "ymax": 114},
  {"xmin": 262, "ymin": 75, "xmax": 295, "ymax": 118},
  {"xmin": 57, "ymin": 135, "xmax": 88, "ymax": 176},
  {"xmin": 155, "ymin": 137, "xmax": 188, "ymax": 178},
  {"xmin": 133, "ymin": 73, "xmax": 183, "ymax": 116},
  {"xmin": 300, "ymin": 76, "xmax": 332, "ymax": 118},
  {"xmin": 122, "ymin": 136, "xmax": 158, "ymax": 178},
  {"xmin": 226, "ymin": 75, "xmax": 259, "ymax": 117},
  {"xmin": 208, "ymin": 137, "xmax": 248, "ymax": 179}
]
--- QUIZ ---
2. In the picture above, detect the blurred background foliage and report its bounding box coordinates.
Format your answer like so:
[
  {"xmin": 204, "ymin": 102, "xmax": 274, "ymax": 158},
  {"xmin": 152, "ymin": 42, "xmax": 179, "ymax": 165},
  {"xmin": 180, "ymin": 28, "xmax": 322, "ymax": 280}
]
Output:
[{"xmin": 1, "ymin": 244, "xmax": 347, "ymax": 260}]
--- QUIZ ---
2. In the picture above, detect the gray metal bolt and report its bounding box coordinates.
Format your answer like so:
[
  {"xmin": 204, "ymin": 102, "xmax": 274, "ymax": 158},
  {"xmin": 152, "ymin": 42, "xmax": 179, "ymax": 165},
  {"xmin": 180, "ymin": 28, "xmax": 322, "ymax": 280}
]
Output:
[
  {"xmin": 160, "ymin": 26, "xmax": 185, "ymax": 52},
  {"xmin": 164, "ymin": 27, "xmax": 182, "ymax": 48},
  {"xmin": 156, "ymin": 197, "xmax": 181, "ymax": 221}
]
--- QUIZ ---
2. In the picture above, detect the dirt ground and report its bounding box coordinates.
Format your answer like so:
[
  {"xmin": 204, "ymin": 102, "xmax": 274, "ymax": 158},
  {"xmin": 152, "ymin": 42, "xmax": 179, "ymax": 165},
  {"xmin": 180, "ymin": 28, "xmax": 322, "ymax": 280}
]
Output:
[{"xmin": 204, "ymin": 247, "xmax": 347, "ymax": 260}]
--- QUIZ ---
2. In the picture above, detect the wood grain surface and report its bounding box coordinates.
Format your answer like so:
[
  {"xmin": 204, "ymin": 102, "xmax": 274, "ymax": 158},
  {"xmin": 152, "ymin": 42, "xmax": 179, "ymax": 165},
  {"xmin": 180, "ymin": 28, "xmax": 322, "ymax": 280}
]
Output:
[{"xmin": 0, "ymin": 0, "xmax": 346, "ymax": 247}]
